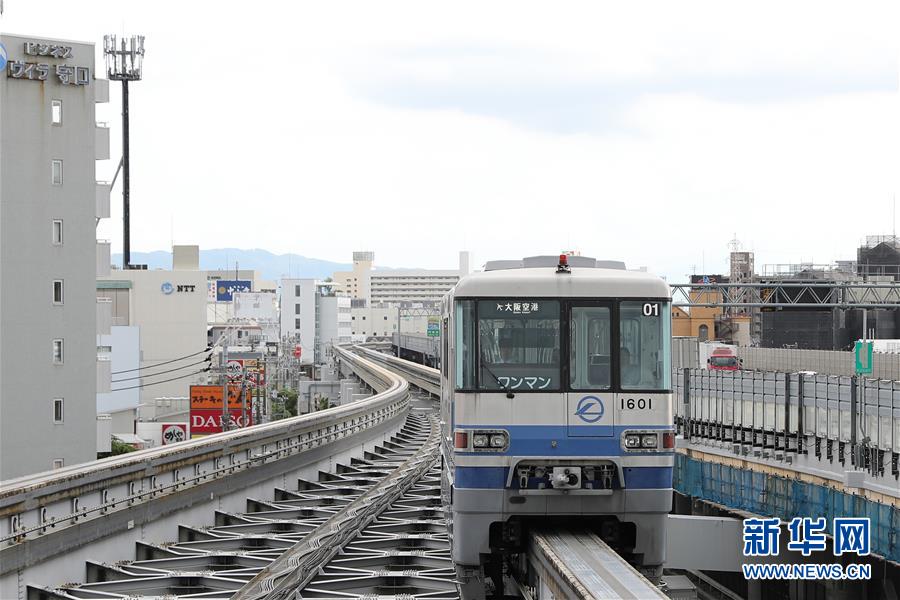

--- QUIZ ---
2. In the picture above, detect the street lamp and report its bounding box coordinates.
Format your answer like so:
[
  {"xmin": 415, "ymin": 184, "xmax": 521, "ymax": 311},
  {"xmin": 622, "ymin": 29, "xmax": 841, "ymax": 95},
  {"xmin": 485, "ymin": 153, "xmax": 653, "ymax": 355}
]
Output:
[{"xmin": 103, "ymin": 35, "xmax": 145, "ymax": 269}]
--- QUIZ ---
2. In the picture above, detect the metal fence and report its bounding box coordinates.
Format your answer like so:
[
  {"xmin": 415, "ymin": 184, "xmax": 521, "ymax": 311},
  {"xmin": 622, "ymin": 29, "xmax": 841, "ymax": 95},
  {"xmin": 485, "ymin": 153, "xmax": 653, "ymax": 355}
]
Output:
[
  {"xmin": 674, "ymin": 367, "xmax": 900, "ymax": 563},
  {"xmin": 674, "ymin": 368, "xmax": 900, "ymax": 471}
]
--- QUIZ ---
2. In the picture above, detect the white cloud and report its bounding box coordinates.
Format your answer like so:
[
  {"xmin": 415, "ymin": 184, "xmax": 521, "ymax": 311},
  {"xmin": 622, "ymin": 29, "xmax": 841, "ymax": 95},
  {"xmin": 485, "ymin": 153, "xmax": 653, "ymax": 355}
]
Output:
[{"xmin": 2, "ymin": 0, "xmax": 897, "ymax": 280}]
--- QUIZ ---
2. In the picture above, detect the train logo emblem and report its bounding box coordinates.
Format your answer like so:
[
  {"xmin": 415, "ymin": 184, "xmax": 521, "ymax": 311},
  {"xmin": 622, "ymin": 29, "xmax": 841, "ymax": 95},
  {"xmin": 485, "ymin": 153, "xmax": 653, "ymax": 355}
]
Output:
[{"xmin": 575, "ymin": 395, "xmax": 605, "ymax": 423}]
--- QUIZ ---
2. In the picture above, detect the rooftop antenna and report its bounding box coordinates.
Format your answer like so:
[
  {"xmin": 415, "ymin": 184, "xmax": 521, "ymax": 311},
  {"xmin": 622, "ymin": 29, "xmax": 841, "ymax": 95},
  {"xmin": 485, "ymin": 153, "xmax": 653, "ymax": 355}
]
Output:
[{"xmin": 104, "ymin": 34, "xmax": 145, "ymax": 269}]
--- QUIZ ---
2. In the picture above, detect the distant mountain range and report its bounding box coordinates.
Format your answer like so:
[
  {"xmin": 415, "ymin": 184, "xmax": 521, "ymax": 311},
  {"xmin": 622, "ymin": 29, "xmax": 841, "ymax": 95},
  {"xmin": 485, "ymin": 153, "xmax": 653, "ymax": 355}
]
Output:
[{"xmin": 112, "ymin": 249, "xmax": 351, "ymax": 282}]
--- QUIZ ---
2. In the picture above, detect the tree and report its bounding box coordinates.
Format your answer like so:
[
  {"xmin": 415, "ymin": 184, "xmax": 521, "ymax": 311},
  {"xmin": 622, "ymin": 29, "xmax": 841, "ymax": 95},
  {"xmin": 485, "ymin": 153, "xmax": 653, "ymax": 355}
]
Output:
[
  {"xmin": 314, "ymin": 393, "xmax": 331, "ymax": 412},
  {"xmin": 273, "ymin": 388, "xmax": 299, "ymax": 419},
  {"xmin": 98, "ymin": 438, "xmax": 137, "ymax": 459}
]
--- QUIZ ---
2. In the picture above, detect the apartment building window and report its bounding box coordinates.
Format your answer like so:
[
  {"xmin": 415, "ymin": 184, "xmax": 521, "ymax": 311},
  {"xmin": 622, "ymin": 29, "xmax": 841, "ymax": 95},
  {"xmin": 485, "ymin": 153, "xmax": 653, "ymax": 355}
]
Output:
[
  {"xmin": 52, "ymin": 219, "xmax": 63, "ymax": 245},
  {"xmin": 51, "ymin": 100, "xmax": 62, "ymax": 125},
  {"xmin": 295, "ymin": 318, "xmax": 301, "ymax": 329},
  {"xmin": 384, "ymin": 316, "xmax": 388, "ymax": 320},
  {"xmin": 51, "ymin": 159, "xmax": 63, "ymax": 185},
  {"xmin": 295, "ymin": 303, "xmax": 301, "ymax": 314},
  {"xmin": 52, "ymin": 339, "xmax": 64, "ymax": 364},
  {"xmin": 295, "ymin": 284, "xmax": 301, "ymax": 295},
  {"xmin": 52, "ymin": 280, "xmax": 64, "ymax": 304},
  {"xmin": 52, "ymin": 459, "xmax": 64, "ymax": 469},
  {"xmin": 52, "ymin": 398, "xmax": 64, "ymax": 424}
]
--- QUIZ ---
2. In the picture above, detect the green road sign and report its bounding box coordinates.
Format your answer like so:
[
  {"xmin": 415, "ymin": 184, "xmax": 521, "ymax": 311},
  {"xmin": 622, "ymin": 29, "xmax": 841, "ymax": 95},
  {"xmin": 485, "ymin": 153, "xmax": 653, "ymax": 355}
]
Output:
[
  {"xmin": 854, "ymin": 340, "xmax": 873, "ymax": 374},
  {"xmin": 427, "ymin": 316, "xmax": 440, "ymax": 337}
]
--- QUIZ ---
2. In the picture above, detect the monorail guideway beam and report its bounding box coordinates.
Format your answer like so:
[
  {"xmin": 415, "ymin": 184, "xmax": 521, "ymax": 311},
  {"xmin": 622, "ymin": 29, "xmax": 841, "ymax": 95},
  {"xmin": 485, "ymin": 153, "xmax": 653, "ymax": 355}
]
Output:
[
  {"xmin": 513, "ymin": 528, "xmax": 667, "ymax": 600},
  {"xmin": 233, "ymin": 412, "xmax": 442, "ymax": 600},
  {"xmin": 29, "ymin": 409, "xmax": 445, "ymax": 600},
  {"xmin": 8, "ymin": 346, "xmax": 416, "ymax": 600}
]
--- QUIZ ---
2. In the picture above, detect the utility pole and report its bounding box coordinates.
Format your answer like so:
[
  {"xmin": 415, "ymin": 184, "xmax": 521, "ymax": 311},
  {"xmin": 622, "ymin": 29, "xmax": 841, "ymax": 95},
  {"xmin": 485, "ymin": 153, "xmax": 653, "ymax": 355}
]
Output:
[
  {"xmin": 240, "ymin": 365, "xmax": 247, "ymax": 429},
  {"xmin": 221, "ymin": 331, "xmax": 230, "ymax": 432}
]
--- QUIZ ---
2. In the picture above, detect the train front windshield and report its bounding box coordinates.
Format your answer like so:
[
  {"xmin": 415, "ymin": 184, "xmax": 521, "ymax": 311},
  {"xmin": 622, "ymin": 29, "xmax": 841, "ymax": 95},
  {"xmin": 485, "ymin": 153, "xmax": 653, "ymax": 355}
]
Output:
[
  {"xmin": 455, "ymin": 299, "xmax": 671, "ymax": 392},
  {"xmin": 477, "ymin": 300, "xmax": 561, "ymax": 391}
]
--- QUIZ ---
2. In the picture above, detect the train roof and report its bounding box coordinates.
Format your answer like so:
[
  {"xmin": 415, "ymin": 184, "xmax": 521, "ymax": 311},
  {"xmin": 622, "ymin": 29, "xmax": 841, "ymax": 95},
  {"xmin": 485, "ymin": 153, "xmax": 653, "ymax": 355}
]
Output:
[{"xmin": 454, "ymin": 257, "xmax": 670, "ymax": 298}]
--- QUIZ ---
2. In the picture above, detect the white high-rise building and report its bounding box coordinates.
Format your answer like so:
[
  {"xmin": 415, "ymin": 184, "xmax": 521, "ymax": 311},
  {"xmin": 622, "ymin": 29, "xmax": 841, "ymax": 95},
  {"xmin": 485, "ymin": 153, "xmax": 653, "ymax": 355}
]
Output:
[
  {"xmin": 1, "ymin": 34, "xmax": 111, "ymax": 479},
  {"xmin": 280, "ymin": 279, "xmax": 351, "ymax": 365},
  {"xmin": 333, "ymin": 250, "xmax": 470, "ymax": 305}
]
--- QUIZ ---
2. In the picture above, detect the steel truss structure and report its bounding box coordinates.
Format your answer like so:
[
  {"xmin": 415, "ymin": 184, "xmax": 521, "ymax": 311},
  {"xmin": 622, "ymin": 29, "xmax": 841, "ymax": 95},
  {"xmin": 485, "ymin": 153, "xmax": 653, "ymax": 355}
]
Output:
[
  {"xmin": 670, "ymin": 282, "xmax": 900, "ymax": 308},
  {"xmin": 30, "ymin": 405, "xmax": 456, "ymax": 600}
]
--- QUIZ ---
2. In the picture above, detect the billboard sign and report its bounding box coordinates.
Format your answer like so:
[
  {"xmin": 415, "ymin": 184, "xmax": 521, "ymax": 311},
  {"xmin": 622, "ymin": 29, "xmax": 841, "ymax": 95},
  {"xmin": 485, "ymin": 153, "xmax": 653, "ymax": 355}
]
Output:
[
  {"xmin": 161, "ymin": 423, "xmax": 187, "ymax": 445},
  {"xmin": 189, "ymin": 384, "xmax": 249, "ymax": 409},
  {"xmin": 223, "ymin": 359, "xmax": 265, "ymax": 388},
  {"xmin": 190, "ymin": 409, "xmax": 252, "ymax": 435},
  {"xmin": 226, "ymin": 359, "xmax": 245, "ymax": 382},
  {"xmin": 189, "ymin": 385, "xmax": 253, "ymax": 435},
  {"xmin": 215, "ymin": 280, "xmax": 252, "ymax": 302}
]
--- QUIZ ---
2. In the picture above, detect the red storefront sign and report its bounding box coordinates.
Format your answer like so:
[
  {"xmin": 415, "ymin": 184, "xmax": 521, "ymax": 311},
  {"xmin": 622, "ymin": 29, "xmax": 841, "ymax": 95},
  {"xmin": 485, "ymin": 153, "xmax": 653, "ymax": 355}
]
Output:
[{"xmin": 190, "ymin": 408, "xmax": 253, "ymax": 435}]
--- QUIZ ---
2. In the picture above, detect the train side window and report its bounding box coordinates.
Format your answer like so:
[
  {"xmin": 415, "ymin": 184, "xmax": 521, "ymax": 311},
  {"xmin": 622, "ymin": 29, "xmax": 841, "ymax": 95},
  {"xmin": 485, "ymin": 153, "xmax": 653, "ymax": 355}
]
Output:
[
  {"xmin": 569, "ymin": 306, "xmax": 611, "ymax": 390},
  {"xmin": 441, "ymin": 317, "xmax": 449, "ymax": 378},
  {"xmin": 619, "ymin": 301, "xmax": 671, "ymax": 390},
  {"xmin": 455, "ymin": 300, "xmax": 476, "ymax": 389}
]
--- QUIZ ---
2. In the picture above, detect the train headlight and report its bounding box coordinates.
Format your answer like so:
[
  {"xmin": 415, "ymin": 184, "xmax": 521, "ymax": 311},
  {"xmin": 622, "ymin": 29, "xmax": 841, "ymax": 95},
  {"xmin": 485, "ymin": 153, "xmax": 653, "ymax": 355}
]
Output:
[
  {"xmin": 489, "ymin": 433, "xmax": 508, "ymax": 448},
  {"xmin": 472, "ymin": 434, "xmax": 489, "ymax": 448},
  {"xmin": 640, "ymin": 434, "xmax": 658, "ymax": 449},
  {"xmin": 624, "ymin": 434, "xmax": 642, "ymax": 449}
]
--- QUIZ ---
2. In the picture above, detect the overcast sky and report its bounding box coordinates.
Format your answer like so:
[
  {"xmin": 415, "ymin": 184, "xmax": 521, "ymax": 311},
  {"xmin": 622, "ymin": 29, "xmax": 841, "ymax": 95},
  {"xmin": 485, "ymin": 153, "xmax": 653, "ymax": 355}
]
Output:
[{"xmin": 2, "ymin": 1, "xmax": 898, "ymax": 280}]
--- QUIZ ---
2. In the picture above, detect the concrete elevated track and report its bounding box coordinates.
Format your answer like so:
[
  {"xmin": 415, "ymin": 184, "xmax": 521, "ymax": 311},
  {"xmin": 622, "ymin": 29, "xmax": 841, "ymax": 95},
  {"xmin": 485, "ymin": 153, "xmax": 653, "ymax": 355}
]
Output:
[{"xmin": 3, "ymin": 346, "xmax": 693, "ymax": 599}]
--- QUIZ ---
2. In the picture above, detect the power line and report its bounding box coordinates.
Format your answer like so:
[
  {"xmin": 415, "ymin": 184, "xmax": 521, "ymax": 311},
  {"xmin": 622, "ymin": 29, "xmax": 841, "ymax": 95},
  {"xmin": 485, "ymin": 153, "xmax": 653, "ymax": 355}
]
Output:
[
  {"xmin": 110, "ymin": 367, "xmax": 211, "ymax": 392},
  {"xmin": 111, "ymin": 347, "xmax": 212, "ymax": 374},
  {"xmin": 111, "ymin": 356, "xmax": 211, "ymax": 383}
]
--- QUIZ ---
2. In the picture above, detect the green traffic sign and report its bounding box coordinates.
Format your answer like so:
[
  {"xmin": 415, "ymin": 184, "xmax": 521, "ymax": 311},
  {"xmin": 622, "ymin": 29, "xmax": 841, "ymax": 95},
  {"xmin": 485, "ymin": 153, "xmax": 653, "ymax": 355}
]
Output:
[{"xmin": 854, "ymin": 340, "xmax": 873, "ymax": 374}]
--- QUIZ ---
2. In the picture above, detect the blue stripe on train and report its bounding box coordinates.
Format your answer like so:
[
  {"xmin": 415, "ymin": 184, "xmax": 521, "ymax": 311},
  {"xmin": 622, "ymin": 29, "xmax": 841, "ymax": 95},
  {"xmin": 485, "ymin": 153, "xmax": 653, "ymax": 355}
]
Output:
[
  {"xmin": 454, "ymin": 424, "xmax": 673, "ymax": 457},
  {"xmin": 454, "ymin": 466, "xmax": 673, "ymax": 490}
]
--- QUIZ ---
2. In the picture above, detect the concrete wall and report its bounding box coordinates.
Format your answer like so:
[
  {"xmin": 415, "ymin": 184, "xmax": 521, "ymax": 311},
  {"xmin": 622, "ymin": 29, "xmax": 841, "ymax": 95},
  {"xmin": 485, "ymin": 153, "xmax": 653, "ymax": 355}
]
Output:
[
  {"xmin": 672, "ymin": 337, "xmax": 900, "ymax": 381},
  {"xmin": 736, "ymin": 346, "xmax": 900, "ymax": 380},
  {"xmin": 96, "ymin": 326, "xmax": 140, "ymax": 414},
  {"xmin": 1, "ymin": 34, "xmax": 104, "ymax": 479},
  {"xmin": 99, "ymin": 270, "xmax": 209, "ymax": 420}
]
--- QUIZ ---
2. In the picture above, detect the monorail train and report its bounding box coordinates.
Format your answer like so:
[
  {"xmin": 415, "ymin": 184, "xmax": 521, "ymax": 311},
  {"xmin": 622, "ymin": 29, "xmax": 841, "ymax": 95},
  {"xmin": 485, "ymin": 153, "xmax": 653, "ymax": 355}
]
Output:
[{"xmin": 439, "ymin": 255, "xmax": 674, "ymax": 578}]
